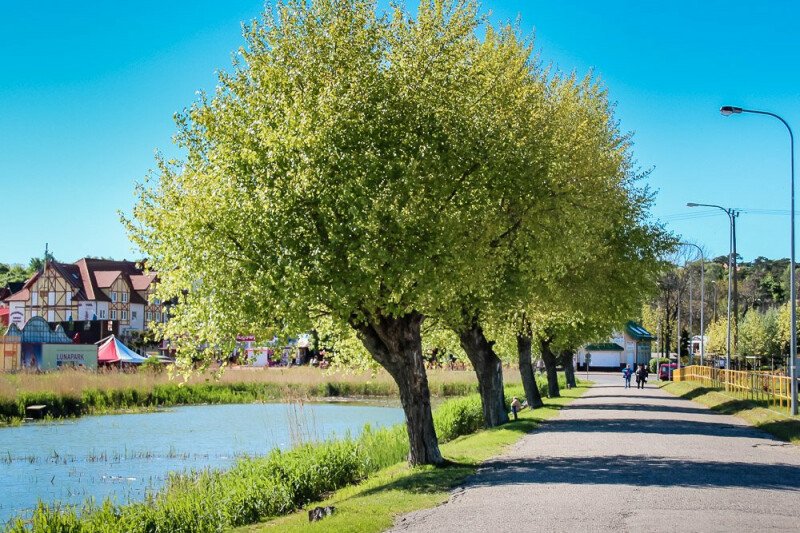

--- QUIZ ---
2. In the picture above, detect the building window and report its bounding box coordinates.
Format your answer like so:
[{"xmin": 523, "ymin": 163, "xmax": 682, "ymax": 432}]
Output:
[
  {"xmin": 155, "ymin": 312, "xmax": 161, "ymax": 322},
  {"xmin": 111, "ymin": 292, "xmax": 117, "ymax": 303},
  {"xmin": 66, "ymin": 292, "xmax": 72, "ymax": 305},
  {"xmin": 146, "ymin": 311, "xmax": 152, "ymax": 321},
  {"xmin": 31, "ymin": 310, "xmax": 38, "ymax": 317},
  {"xmin": 99, "ymin": 309, "xmax": 107, "ymax": 319},
  {"xmin": 122, "ymin": 310, "xmax": 128, "ymax": 320},
  {"xmin": 122, "ymin": 292, "xmax": 128, "ymax": 303},
  {"xmin": 31, "ymin": 292, "xmax": 39, "ymax": 306},
  {"xmin": 132, "ymin": 311, "xmax": 138, "ymax": 320},
  {"xmin": 48, "ymin": 292, "xmax": 56, "ymax": 306},
  {"xmin": 47, "ymin": 310, "xmax": 55, "ymax": 322},
  {"xmin": 111, "ymin": 310, "xmax": 117, "ymax": 320}
]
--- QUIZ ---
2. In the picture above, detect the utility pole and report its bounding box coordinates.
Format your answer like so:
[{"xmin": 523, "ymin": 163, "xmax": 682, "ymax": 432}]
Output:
[
  {"xmin": 688, "ymin": 276, "xmax": 693, "ymax": 364},
  {"xmin": 732, "ymin": 210, "xmax": 739, "ymax": 355},
  {"xmin": 713, "ymin": 283, "xmax": 717, "ymax": 323}
]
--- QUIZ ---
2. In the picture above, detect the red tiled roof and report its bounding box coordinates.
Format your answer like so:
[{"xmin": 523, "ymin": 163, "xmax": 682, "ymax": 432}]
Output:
[
  {"xmin": 130, "ymin": 274, "xmax": 156, "ymax": 291},
  {"xmin": 94, "ymin": 270, "xmax": 122, "ymax": 288},
  {"xmin": 3, "ymin": 288, "xmax": 30, "ymax": 302}
]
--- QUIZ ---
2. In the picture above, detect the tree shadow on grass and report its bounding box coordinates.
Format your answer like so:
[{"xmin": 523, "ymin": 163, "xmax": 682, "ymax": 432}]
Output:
[
  {"xmin": 357, "ymin": 416, "xmax": 553, "ymax": 498},
  {"xmin": 358, "ymin": 460, "xmax": 477, "ymax": 497},
  {"xmin": 675, "ymin": 386, "xmax": 721, "ymax": 400},
  {"xmin": 757, "ymin": 419, "xmax": 800, "ymax": 443}
]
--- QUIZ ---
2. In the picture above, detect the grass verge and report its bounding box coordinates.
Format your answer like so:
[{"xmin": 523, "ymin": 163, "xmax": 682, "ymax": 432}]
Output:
[
  {"xmin": 235, "ymin": 384, "xmax": 589, "ymax": 533},
  {"xmin": 661, "ymin": 381, "xmax": 800, "ymax": 444}
]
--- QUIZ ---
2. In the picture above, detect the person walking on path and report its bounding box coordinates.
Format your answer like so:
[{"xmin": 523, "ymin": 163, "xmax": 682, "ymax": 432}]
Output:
[
  {"xmin": 622, "ymin": 364, "xmax": 633, "ymax": 388},
  {"xmin": 635, "ymin": 364, "xmax": 648, "ymax": 389}
]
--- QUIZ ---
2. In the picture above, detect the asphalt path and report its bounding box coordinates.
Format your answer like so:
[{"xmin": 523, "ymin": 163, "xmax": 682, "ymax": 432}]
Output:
[{"xmin": 390, "ymin": 373, "xmax": 800, "ymax": 532}]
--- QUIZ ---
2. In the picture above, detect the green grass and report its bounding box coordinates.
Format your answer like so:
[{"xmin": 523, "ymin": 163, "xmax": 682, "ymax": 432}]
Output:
[
  {"xmin": 235, "ymin": 384, "xmax": 589, "ymax": 533},
  {"xmin": 661, "ymin": 381, "xmax": 800, "ymax": 444}
]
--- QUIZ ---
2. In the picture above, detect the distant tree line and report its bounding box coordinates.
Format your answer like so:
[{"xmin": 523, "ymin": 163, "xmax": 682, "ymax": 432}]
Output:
[{"xmin": 644, "ymin": 253, "xmax": 797, "ymax": 365}]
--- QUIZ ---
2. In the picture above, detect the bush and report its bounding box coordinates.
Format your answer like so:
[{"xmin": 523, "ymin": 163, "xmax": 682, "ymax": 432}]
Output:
[
  {"xmin": 139, "ymin": 356, "xmax": 164, "ymax": 374},
  {"xmin": 649, "ymin": 357, "xmax": 670, "ymax": 374}
]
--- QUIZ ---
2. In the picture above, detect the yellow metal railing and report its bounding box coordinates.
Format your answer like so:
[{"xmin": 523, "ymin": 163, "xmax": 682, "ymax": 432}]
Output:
[{"xmin": 674, "ymin": 365, "xmax": 793, "ymax": 411}]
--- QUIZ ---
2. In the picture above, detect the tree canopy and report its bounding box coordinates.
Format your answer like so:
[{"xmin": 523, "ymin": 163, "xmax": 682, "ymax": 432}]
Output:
[{"xmin": 129, "ymin": 0, "xmax": 671, "ymax": 464}]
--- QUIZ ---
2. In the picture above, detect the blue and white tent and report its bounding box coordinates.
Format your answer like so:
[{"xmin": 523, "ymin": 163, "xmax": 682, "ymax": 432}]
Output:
[{"xmin": 97, "ymin": 335, "xmax": 148, "ymax": 364}]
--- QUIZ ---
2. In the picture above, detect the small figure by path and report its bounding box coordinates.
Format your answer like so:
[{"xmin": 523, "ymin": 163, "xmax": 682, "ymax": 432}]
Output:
[
  {"xmin": 510, "ymin": 397, "xmax": 523, "ymax": 420},
  {"xmin": 622, "ymin": 364, "xmax": 633, "ymax": 388},
  {"xmin": 635, "ymin": 364, "xmax": 649, "ymax": 389}
]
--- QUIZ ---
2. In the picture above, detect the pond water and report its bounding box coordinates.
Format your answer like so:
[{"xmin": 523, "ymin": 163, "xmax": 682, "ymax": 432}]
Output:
[{"xmin": 0, "ymin": 402, "xmax": 404, "ymax": 525}]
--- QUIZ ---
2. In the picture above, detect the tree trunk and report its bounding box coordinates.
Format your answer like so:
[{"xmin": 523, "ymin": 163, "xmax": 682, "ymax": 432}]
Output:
[
  {"xmin": 539, "ymin": 338, "xmax": 560, "ymax": 398},
  {"xmin": 560, "ymin": 350, "xmax": 577, "ymax": 388},
  {"xmin": 517, "ymin": 334, "xmax": 544, "ymax": 408},
  {"xmin": 458, "ymin": 320, "xmax": 509, "ymax": 427},
  {"xmin": 353, "ymin": 311, "xmax": 443, "ymax": 466}
]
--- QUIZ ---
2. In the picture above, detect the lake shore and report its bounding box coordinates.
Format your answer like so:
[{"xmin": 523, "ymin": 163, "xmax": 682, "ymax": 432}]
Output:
[{"xmin": 0, "ymin": 367, "xmax": 523, "ymax": 426}]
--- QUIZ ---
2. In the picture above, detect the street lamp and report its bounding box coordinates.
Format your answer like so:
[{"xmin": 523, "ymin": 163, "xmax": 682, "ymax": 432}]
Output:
[
  {"xmin": 680, "ymin": 242, "xmax": 705, "ymax": 366},
  {"xmin": 687, "ymin": 203, "xmax": 735, "ymax": 381},
  {"xmin": 721, "ymin": 105, "xmax": 797, "ymax": 416}
]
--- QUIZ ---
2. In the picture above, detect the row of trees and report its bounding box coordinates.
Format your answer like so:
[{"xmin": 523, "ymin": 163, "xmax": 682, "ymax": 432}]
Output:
[
  {"xmin": 0, "ymin": 256, "xmax": 53, "ymax": 287},
  {"xmin": 705, "ymin": 304, "xmax": 793, "ymax": 361},
  {"xmin": 127, "ymin": 0, "xmax": 670, "ymax": 465},
  {"xmin": 646, "ymin": 248, "xmax": 797, "ymax": 359}
]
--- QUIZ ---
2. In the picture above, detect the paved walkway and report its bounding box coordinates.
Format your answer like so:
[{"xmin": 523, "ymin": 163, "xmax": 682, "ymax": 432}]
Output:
[{"xmin": 391, "ymin": 374, "xmax": 800, "ymax": 532}]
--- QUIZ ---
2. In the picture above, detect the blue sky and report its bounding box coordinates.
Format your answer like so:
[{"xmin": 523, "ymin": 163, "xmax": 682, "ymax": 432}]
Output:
[{"xmin": 1, "ymin": 1, "xmax": 798, "ymax": 265}]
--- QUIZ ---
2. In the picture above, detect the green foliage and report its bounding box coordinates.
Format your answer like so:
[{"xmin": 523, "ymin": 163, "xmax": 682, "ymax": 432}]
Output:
[
  {"xmin": 432, "ymin": 394, "xmax": 485, "ymax": 442},
  {"xmin": 739, "ymin": 308, "xmax": 780, "ymax": 357},
  {"xmin": 139, "ymin": 356, "xmax": 164, "ymax": 373},
  {"xmin": 0, "ymin": 262, "xmax": 34, "ymax": 286},
  {"xmin": 706, "ymin": 316, "xmax": 735, "ymax": 356},
  {"xmin": 649, "ymin": 357, "xmax": 670, "ymax": 374}
]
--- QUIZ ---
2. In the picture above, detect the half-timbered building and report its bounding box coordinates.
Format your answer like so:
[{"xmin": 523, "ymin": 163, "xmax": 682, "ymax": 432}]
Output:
[{"xmin": 1, "ymin": 258, "xmax": 166, "ymax": 337}]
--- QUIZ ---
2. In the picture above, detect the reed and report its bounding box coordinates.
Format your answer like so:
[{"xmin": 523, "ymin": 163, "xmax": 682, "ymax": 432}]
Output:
[{"xmin": 0, "ymin": 367, "xmax": 523, "ymax": 425}]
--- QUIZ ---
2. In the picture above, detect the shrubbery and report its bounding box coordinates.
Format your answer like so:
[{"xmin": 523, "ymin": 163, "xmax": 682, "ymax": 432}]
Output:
[{"xmin": 649, "ymin": 357, "xmax": 670, "ymax": 374}]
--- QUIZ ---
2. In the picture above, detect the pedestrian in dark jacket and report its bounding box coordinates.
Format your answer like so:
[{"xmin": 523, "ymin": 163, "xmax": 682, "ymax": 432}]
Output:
[{"xmin": 635, "ymin": 364, "xmax": 649, "ymax": 389}]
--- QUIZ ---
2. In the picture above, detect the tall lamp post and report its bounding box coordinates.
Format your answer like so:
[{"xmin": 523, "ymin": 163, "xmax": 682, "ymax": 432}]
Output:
[
  {"xmin": 680, "ymin": 242, "xmax": 705, "ymax": 366},
  {"xmin": 687, "ymin": 203, "xmax": 735, "ymax": 381},
  {"xmin": 720, "ymin": 105, "xmax": 797, "ymax": 416}
]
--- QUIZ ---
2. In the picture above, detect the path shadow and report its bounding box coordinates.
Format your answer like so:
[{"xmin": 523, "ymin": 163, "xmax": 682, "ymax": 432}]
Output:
[
  {"xmin": 592, "ymin": 394, "xmax": 685, "ymax": 401},
  {"xmin": 469, "ymin": 455, "xmax": 800, "ymax": 491},
  {"xmin": 561, "ymin": 403, "xmax": 711, "ymax": 415},
  {"xmin": 537, "ymin": 417, "xmax": 764, "ymax": 439}
]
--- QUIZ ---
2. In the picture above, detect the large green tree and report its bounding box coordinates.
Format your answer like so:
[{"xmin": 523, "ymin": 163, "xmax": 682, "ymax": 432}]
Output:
[{"xmin": 129, "ymin": 0, "xmax": 555, "ymax": 465}]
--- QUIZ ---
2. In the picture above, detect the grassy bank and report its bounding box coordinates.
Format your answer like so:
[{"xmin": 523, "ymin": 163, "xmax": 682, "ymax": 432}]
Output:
[
  {"xmin": 661, "ymin": 381, "xmax": 800, "ymax": 444},
  {"xmin": 237, "ymin": 384, "xmax": 588, "ymax": 533},
  {"xmin": 0, "ymin": 367, "xmax": 524, "ymax": 425},
  {"xmin": 6, "ymin": 379, "xmax": 574, "ymax": 532}
]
